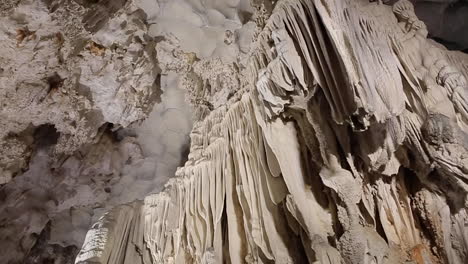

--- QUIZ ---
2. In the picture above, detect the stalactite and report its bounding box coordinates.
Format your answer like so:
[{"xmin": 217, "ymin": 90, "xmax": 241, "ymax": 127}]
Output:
[{"xmin": 2, "ymin": 0, "xmax": 468, "ymax": 263}]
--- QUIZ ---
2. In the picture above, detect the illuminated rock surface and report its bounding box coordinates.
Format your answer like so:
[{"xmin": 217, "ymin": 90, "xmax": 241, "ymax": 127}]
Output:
[{"xmin": 1, "ymin": 0, "xmax": 468, "ymax": 263}]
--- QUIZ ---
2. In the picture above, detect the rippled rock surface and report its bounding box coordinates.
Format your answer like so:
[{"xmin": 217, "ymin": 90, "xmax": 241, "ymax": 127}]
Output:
[{"xmin": 1, "ymin": 0, "xmax": 468, "ymax": 263}]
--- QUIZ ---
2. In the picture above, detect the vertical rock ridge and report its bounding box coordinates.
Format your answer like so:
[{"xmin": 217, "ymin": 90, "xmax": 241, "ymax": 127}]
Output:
[{"xmin": 76, "ymin": 0, "xmax": 468, "ymax": 263}]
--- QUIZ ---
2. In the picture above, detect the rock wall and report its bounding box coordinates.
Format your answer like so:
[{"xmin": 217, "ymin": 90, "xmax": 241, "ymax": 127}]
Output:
[
  {"xmin": 2, "ymin": 0, "xmax": 468, "ymax": 263},
  {"xmin": 75, "ymin": 0, "xmax": 468, "ymax": 263}
]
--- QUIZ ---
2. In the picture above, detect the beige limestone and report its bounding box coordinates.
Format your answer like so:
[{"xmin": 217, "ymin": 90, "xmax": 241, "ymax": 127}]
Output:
[{"xmin": 2, "ymin": 0, "xmax": 468, "ymax": 263}]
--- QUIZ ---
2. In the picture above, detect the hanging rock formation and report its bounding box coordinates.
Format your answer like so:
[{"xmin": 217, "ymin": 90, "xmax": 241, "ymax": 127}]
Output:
[
  {"xmin": 2, "ymin": 0, "xmax": 468, "ymax": 263},
  {"xmin": 75, "ymin": 0, "xmax": 468, "ymax": 263}
]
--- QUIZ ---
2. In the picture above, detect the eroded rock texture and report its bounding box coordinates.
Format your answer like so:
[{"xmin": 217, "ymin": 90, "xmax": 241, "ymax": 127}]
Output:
[{"xmin": 2, "ymin": 0, "xmax": 468, "ymax": 263}]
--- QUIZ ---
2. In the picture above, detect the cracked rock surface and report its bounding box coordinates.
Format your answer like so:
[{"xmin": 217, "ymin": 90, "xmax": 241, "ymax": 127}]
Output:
[{"xmin": 1, "ymin": 0, "xmax": 468, "ymax": 263}]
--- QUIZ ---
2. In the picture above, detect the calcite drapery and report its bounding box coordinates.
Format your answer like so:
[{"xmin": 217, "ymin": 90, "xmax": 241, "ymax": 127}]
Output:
[
  {"xmin": 1, "ymin": 0, "xmax": 468, "ymax": 263},
  {"xmin": 76, "ymin": 0, "xmax": 468, "ymax": 263}
]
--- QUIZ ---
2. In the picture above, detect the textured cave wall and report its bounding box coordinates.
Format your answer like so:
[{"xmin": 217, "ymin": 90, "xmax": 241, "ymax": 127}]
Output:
[
  {"xmin": 75, "ymin": 0, "xmax": 468, "ymax": 263},
  {"xmin": 0, "ymin": 0, "xmax": 256, "ymax": 263},
  {"xmin": 1, "ymin": 0, "xmax": 468, "ymax": 264},
  {"xmin": 0, "ymin": 0, "xmax": 190, "ymax": 262}
]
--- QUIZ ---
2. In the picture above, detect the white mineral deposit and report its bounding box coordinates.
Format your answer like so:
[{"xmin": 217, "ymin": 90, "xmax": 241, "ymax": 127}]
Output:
[{"xmin": 1, "ymin": 0, "xmax": 468, "ymax": 263}]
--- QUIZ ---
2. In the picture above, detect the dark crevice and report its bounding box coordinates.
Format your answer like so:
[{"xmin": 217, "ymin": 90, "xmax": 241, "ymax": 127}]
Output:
[
  {"xmin": 179, "ymin": 138, "xmax": 191, "ymax": 167},
  {"xmin": 383, "ymin": 0, "xmax": 468, "ymax": 53},
  {"xmin": 221, "ymin": 198, "xmax": 229, "ymax": 263},
  {"xmin": 373, "ymin": 195, "xmax": 389, "ymax": 244},
  {"xmin": 33, "ymin": 124, "xmax": 60, "ymax": 149},
  {"xmin": 23, "ymin": 221, "xmax": 79, "ymax": 264},
  {"xmin": 46, "ymin": 73, "xmax": 64, "ymax": 94},
  {"xmin": 430, "ymin": 36, "xmax": 468, "ymax": 52},
  {"xmin": 403, "ymin": 167, "xmax": 446, "ymax": 262}
]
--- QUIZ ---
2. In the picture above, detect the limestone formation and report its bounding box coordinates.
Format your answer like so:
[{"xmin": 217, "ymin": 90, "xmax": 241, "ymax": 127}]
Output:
[{"xmin": 1, "ymin": 0, "xmax": 468, "ymax": 264}]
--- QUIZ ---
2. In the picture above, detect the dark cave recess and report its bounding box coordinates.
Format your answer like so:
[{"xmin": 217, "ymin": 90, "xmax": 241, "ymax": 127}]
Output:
[{"xmin": 383, "ymin": 0, "xmax": 468, "ymax": 53}]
